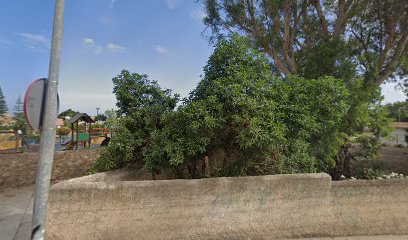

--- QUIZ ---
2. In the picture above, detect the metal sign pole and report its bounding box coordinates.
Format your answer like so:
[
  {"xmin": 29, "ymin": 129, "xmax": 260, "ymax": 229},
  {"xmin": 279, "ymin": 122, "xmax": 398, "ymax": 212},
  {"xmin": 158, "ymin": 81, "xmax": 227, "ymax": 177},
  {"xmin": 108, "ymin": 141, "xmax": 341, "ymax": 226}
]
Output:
[{"xmin": 31, "ymin": 0, "xmax": 65, "ymax": 239}]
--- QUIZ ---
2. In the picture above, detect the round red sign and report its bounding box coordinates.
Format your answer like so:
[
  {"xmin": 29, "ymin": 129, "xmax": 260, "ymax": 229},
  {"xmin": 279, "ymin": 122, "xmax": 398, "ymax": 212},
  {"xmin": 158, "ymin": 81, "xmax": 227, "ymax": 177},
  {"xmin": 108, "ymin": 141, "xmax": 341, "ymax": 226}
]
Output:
[{"xmin": 23, "ymin": 78, "xmax": 59, "ymax": 131}]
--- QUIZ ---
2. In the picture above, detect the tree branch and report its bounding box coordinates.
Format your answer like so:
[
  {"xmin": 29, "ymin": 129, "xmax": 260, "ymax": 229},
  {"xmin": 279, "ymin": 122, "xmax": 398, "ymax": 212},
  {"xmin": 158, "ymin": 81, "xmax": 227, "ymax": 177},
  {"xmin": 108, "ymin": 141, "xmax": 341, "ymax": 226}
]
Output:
[
  {"xmin": 259, "ymin": 0, "xmax": 292, "ymax": 75},
  {"xmin": 334, "ymin": 0, "xmax": 355, "ymax": 37},
  {"xmin": 376, "ymin": 30, "xmax": 408, "ymax": 84},
  {"xmin": 314, "ymin": 0, "xmax": 329, "ymax": 38},
  {"xmin": 377, "ymin": 22, "xmax": 396, "ymax": 72},
  {"xmin": 283, "ymin": 0, "xmax": 297, "ymax": 73},
  {"xmin": 266, "ymin": 48, "xmax": 291, "ymax": 76}
]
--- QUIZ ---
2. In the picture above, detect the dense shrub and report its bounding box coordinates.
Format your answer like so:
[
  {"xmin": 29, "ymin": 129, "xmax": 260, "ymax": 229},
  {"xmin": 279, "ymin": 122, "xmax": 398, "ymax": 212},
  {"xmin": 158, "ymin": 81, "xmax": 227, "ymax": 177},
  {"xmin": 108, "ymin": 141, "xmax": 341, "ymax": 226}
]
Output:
[{"xmin": 93, "ymin": 36, "xmax": 351, "ymax": 177}]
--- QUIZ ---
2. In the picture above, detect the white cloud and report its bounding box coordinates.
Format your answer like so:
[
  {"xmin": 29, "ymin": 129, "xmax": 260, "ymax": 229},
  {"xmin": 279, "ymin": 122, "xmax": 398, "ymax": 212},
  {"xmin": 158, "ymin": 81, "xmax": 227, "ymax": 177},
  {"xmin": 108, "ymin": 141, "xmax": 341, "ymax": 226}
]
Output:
[
  {"xmin": 154, "ymin": 45, "xmax": 167, "ymax": 53},
  {"xmin": 165, "ymin": 0, "xmax": 181, "ymax": 10},
  {"xmin": 190, "ymin": 9, "xmax": 206, "ymax": 21},
  {"xmin": 82, "ymin": 37, "xmax": 104, "ymax": 54},
  {"xmin": 18, "ymin": 32, "xmax": 50, "ymax": 49},
  {"xmin": 107, "ymin": 43, "xmax": 126, "ymax": 53},
  {"xmin": 82, "ymin": 38, "xmax": 125, "ymax": 54},
  {"xmin": 94, "ymin": 46, "xmax": 103, "ymax": 54},
  {"xmin": 110, "ymin": 0, "xmax": 117, "ymax": 8},
  {"xmin": 83, "ymin": 38, "xmax": 95, "ymax": 45}
]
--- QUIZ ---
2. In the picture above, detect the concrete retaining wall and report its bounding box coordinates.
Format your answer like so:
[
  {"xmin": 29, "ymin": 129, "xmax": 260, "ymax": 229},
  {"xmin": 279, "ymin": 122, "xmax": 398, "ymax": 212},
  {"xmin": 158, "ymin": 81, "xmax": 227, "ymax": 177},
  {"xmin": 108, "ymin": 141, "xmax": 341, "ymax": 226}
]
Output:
[
  {"xmin": 0, "ymin": 149, "xmax": 101, "ymax": 189},
  {"xmin": 46, "ymin": 173, "xmax": 408, "ymax": 239}
]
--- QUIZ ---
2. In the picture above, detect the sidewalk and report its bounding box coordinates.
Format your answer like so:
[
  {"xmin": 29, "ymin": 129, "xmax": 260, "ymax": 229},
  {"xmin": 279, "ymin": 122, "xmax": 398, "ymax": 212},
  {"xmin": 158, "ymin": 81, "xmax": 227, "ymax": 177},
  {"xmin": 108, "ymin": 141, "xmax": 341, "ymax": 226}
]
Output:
[{"xmin": 0, "ymin": 186, "xmax": 33, "ymax": 240}]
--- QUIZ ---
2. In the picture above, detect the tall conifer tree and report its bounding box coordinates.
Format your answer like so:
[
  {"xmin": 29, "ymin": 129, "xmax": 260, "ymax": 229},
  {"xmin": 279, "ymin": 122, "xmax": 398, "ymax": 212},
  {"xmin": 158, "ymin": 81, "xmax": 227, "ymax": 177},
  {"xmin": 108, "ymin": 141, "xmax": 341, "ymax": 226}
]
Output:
[{"xmin": 0, "ymin": 86, "xmax": 8, "ymax": 116}]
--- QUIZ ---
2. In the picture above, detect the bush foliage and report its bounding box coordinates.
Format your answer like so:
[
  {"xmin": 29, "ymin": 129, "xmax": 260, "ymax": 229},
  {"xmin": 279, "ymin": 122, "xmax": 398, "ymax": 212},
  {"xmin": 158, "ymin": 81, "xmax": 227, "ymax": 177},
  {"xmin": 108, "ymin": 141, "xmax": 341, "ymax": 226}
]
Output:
[{"xmin": 94, "ymin": 36, "xmax": 358, "ymax": 177}]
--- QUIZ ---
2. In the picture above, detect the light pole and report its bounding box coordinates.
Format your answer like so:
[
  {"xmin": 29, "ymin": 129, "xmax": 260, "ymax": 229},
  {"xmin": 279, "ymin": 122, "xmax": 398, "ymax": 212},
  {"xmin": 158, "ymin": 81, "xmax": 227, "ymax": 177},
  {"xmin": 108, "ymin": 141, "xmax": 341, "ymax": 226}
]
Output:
[{"xmin": 16, "ymin": 130, "xmax": 22, "ymax": 152}]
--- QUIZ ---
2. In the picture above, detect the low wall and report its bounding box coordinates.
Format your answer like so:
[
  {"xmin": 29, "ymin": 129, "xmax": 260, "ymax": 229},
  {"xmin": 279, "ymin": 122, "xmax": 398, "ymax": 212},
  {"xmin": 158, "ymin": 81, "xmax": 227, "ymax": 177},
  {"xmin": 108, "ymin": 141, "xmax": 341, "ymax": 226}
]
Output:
[
  {"xmin": 0, "ymin": 149, "xmax": 101, "ymax": 189},
  {"xmin": 47, "ymin": 173, "xmax": 408, "ymax": 239},
  {"xmin": 0, "ymin": 132, "xmax": 21, "ymax": 150}
]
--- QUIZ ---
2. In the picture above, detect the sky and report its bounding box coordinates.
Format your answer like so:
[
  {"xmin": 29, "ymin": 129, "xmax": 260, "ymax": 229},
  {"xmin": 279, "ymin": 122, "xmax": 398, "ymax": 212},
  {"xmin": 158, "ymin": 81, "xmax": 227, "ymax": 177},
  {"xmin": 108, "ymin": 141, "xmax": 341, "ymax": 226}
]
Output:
[{"xmin": 0, "ymin": 0, "xmax": 406, "ymax": 116}]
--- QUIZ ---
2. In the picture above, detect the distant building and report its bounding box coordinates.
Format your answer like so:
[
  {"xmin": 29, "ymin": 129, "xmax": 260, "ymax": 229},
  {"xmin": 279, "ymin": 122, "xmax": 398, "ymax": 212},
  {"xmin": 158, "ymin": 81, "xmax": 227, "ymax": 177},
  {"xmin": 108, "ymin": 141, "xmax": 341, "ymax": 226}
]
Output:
[{"xmin": 0, "ymin": 113, "xmax": 15, "ymax": 127}]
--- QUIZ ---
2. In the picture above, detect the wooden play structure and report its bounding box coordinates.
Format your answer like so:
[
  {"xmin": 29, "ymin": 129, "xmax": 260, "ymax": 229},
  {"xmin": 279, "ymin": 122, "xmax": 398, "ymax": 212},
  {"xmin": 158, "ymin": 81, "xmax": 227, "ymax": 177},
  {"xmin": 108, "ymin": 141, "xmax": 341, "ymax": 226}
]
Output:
[{"xmin": 67, "ymin": 113, "xmax": 95, "ymax": 150}]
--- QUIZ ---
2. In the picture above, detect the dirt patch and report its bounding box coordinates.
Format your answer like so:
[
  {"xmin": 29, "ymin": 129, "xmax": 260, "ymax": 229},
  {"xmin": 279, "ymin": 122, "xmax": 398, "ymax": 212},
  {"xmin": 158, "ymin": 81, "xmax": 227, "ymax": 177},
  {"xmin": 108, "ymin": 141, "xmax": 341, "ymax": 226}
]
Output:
[
  {"xmin": 378, "ymin": 147, "xmax": 408, "ymax": 174},
  {"xmin": 352, "ymin": 146, "xmax": 408, "ymax": 176}
]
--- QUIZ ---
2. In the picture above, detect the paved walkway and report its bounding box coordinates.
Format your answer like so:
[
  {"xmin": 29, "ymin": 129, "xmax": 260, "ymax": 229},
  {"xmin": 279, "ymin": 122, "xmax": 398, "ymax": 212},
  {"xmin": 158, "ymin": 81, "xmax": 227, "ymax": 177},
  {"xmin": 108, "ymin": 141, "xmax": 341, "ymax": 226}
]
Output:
[
  {"xmin": 0, "ymin": 187, "xmax": 33, "ymax": 240},
  {"xmin": 1, "ymin": 186, "xmax": 407, "ymax": 240}
]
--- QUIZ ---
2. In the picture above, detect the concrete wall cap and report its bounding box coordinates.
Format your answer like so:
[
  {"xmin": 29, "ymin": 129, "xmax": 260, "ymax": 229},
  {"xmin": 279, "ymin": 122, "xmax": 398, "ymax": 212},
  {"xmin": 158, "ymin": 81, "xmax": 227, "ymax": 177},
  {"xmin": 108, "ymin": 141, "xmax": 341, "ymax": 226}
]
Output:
[{"xmin": 51, "ymin": 172, "xmax": 332, "ymax": 190}]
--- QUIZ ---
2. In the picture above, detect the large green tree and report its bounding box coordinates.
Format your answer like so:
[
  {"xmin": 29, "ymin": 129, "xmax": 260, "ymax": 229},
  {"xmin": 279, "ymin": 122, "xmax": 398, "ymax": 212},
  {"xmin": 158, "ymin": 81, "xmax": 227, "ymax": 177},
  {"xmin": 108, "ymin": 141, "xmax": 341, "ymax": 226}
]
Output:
[
  {"xmin": 201, "ymin": 0, "xmax": 404, "ymax": 172},
  {"xmin": 94, "ymin": 70, "xmax": 180, "ymax": 170},
  {"xmin": 201, "ymin": 0, "xmax": 408, "ymax": 87},
  {"xmin": 95, "ymin": 36, "xmax": 351, "ymax": 178},
  {"xmin": 95, "ymin": 114, "xmax": 107, "ymax": 121},
  {"xmin": 384, "ymin": 101, "xmax": 408, "ymax": 122},
  {"xmin": 58, "ymin": 108, "xmax": 77, "ymax": 119},
  {"xmin": 104, "ymin": 109, "xmax": 119, "ymax": 132},
  {"xmin": 13, "ymin": 96, "xmax": 28, "ymax": 135}
]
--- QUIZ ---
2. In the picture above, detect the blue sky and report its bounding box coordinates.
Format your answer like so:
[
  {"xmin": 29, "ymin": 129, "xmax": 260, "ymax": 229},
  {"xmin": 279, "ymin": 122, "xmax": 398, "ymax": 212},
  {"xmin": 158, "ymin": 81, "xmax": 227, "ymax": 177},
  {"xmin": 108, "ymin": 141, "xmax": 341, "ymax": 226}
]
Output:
[
  {"xmin": 0, "ymin": 0, "xmax": 212, "ymax": 115},
  {"xmin": 0, "ymin": 0, "xmax": 406, "ymax": 116}
]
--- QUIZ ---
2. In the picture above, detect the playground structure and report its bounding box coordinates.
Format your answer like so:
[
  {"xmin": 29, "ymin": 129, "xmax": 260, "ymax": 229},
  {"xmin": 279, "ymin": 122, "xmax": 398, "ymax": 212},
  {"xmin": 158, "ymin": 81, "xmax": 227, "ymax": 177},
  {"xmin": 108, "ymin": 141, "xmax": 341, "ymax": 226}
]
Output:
[
  {"xmin": 66, "ymin": 113, "xmax": 95, "ymax": 150},
  {"xmin": 63, "ymin": 112, "xmax": 112, "ymax": 150},
  {"xmin": 0, "ymin": 113, "xmax": 112, "ymax": 152}
]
